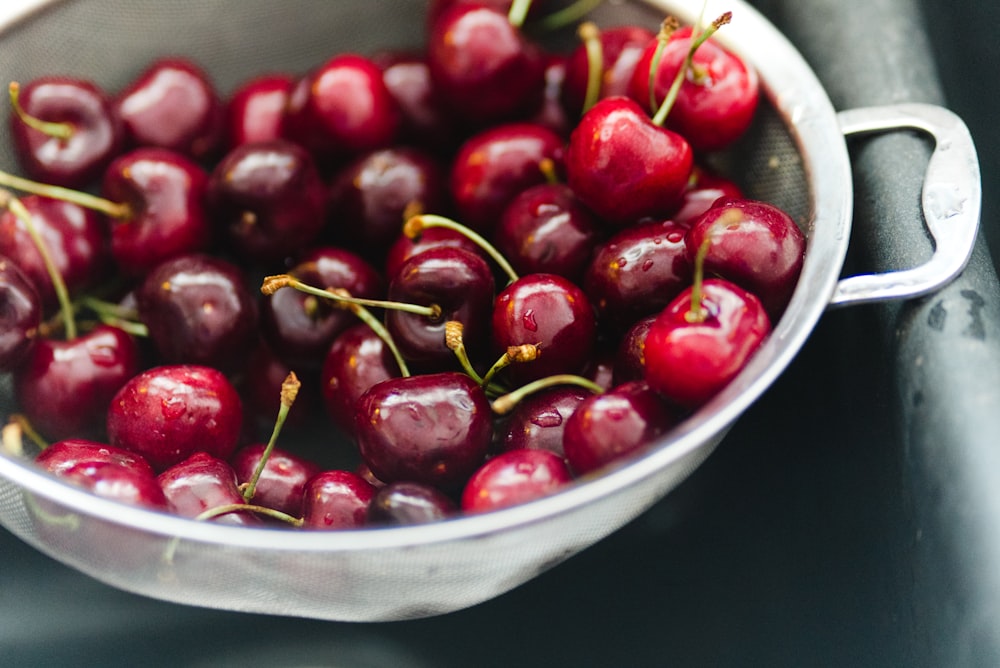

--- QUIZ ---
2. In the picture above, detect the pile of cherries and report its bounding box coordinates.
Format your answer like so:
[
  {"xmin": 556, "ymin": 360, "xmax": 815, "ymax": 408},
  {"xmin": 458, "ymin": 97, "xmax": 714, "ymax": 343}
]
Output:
[{"xmin": 0, "ymin": 0, "xmax": 805, "ymax": 531}]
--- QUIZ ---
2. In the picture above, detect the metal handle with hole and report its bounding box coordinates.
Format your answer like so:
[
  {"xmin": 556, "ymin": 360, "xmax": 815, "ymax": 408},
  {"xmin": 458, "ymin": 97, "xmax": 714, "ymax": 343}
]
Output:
[{"xmin": 829, "ymin": 104, "xmax": 981, "ymax": 307}]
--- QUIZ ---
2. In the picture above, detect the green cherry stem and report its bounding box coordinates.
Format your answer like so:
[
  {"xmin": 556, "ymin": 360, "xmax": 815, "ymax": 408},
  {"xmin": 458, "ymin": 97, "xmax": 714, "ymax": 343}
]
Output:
[
  {"xmin": 0, "ymin": 169, "xmax": 132, "ymax": 219},
  {"xmin": 193, "ymin": 503, "xmax": 303, "ymax": 527},
  {"xmin": 445, "ymin": 321, "xmax": 485, "ymax": 386},
  {"xmin": 507, "ymin": 0, "xmax": 534, "ymax": 28},
  {"xmin": 647, "ymin": 17, "xmax": 680, "ymax": 114},
  {"xmin": 0, "ymin": 188, "xmax": 77, "ymax": 340},
  {"xmin": 578, "ymin": 21, "xmax": 604, "ymax": 115},
  {"xmin": 491, "ymin": 373, "xmax": 605, "ymax": 415},
  {"xmin": 686, "ymin": 206, "xmax": 743, "ymax": 324},
  {"xmin": 404, "ymin": 213, "xmax": 520, "ymax": 285},
  {"xmin": 77, "ymin": 295, "xmax": 149, "ymax": 337},
  {"xmin": 480, "ymin": 344, "xmax": 538, "ymax": 392},
  {"xmin": 536, "ymin": 0, "xmax": 603, "ymax": 32},
  {"xmin": 240, "ymin": 372, "xmax": 301, "ymax": 504},
  {"xmin": 8, "ymin": 81, "xmax": 74, "ymax": 141}
]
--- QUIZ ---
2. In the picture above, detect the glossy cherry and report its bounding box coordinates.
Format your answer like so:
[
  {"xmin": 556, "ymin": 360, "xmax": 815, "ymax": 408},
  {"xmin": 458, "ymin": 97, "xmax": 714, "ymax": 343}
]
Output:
[
  {"xmin": 36, "ymin": 438, "xmax": 156, "ymax": 478},
  {"xmin": 158, "ymin": 452, "xmax": 260, "ymax": 526},
  {"xmin": 613, "ymin": 314, "xmax": 656, "ymax": 386},
  {"xmin": 561, "ymin": 24, "xmax": 655, "ymax": 117},
  {"xmin": 59, "ymin": 460, "xmax": 168, "ymax": 510},
  {"xmin": 300, "ymin": 470, "xmax": 376, "ymax": 530},
  {"xmin": 373, "ymin": 52, "xmax": 462, "ymax": 154},
  {"xmin": 366, "ymin": 480, "xmax": 456, "ymax": 526},
  {"xmin": 224, "ymin": 73, "xmax": 294, "ymax": 149},
  {"xmin": 461, "ymin": 448, "xmax": 572, "ymax": 513},
  {"xmin": 671, "ymin": 164, "xmax": 744, "ymax": 227},
  {"xmin": 230, "ymin": 443, "xmax": 322, "ymax": 517},
  {"xmin": 499, "ymin": 385, "xmax": 592, "ymax": 458},
  {"xmin": 384, "ymin": 224, "xmax": 485, "ymax": 281},
  {"xmin": 240, "ymin": 342, "xmax": 313, "ymax": 436},
  {"xmin": 0, "ymin": 256, "xmax": 40, "ymax": 370},
  {"xmin": 107, "ymin": 364, "xmax": 244, "ymax": 472}
]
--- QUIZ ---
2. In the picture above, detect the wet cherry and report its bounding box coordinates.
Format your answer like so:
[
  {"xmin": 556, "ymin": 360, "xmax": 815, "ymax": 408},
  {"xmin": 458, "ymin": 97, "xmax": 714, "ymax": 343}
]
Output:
[
  {"xmin": 461, "ymin": 447, "xmax": 572, "ymax": 513},
  {"xmin": 158, "ymin": 452, "xmax": 260, "ymax": 526},
  {"xmin": 224, "ymin": 73, "xmax": 295, "ymax": 149},
  {"xmin": 300, "ymin": 469, "xmax": 376, "ymax": 530},
  {"xmin": 230, "ymin": 443, "xmax": 321, "ymax": 517},
  {"xmin": 366, "ymin": 480, "xmax": 457, "ymax": 526}
]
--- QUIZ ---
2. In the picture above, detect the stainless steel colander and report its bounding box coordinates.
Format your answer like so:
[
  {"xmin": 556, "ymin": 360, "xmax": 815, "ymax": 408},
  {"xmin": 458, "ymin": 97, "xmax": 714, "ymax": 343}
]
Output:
[{"xmin": 0, "ymin": 0, "xmax": 980, "ymax": 621}]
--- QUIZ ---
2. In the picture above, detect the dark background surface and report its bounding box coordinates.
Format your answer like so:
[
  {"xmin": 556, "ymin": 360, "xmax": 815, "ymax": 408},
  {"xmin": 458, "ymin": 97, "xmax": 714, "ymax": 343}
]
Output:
[{"xmin": 2, "ymin": 0, "xmax": 999, "ymax": 666}]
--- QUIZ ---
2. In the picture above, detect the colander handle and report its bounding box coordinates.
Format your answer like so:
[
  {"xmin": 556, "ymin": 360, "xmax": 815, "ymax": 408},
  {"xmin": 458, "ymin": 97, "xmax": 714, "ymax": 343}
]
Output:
[{"xmin": 829, "ymin": 103, "xmax": 981, "ymax": 307}]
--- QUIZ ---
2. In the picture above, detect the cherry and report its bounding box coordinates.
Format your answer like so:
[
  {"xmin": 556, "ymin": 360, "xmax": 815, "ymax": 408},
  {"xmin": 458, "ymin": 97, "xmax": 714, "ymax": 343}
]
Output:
[
  {"xmin": 300, "ymin": 469, "xmax": 376, "ymax": 530},
  {"xmin": 373, "ymin": 52, "xmax": 462, "ymax": 155},
  {"xmin": 384, "ymin": 224, "xmax": 485, "ymax": 282},
  {"xmin": 612, "ymin": 314, "xmax": 656, "ymax": 385},
  {"xmin": 320, "ymin": 323, "xmax": 401, "ymax": 437},
  {"xmin": 240, "ymin": 342, "xmax": 313, "ymax": 436},
  {"xmin": 426, "ymin": 3, "xmax": 546, "ymax": 127},
  {"xmin": 114, "ymin": 57, "xmax": 224, "ymax": 160},
  {"xmin": 583, "ymin": 219, "xmax": 691, "ymax": 332},
  {"xmin": 684, "ymin": 198, "xmax": 805, "ymax": 318},
  {"xmin": 0, "ymin": 194, "xmax": 108, "ymax": 308},
  {"xmin": 449, "ymin": 121, "xmax": 565, "ymax": 234},
  {"xmin": 644, "ymin": 278, "xmax": 770, "ymax": 408},
  {"xmin": 354, "ymin": 372, "xmax": 492, "ymax": 490},
  {"xmin": 59, "ymin": 460, "xmax": 168, "ymax": 510},
  {"xmin": 224, "ymin": 73, "xmax": 294, "ymax": 149},
  {"xmin": 207, "ymin": 139, "xmax": 326, "ymax": 265},
  {"xmin": 326, "ymin": 146, "xmax": 447, "ymax": 254},
  {"xmin": 230, "ymin": 443, "xmax": 321, "ymax": 518},
  {"xmin": 135, "ymin": 253, "xmax": 258, "ymax": 372},
  {"xmin": 158, "ymin": 452, "xmax": 260, "ymax": 526},
  {"xmin": 561, "ymin": 24, "xmax": 655, "ymax": 117},
  {"xmin": 628, "ymin": 24, "xmax": 759, "ymax": 152},
  {"xmin": 35, "ymin": 438, "xmax": 156, "ymax": 478},
  {"xmin": 499, "ymin": 385, "xmax": 591, "ymax": 458},
  {"xmin": 493, "ymin": 182, "xmax": 602, "ymax": 283},
  {"xmin": 562, "ymin": 380, "xmax": 676, "ymax": 475},
  {"xmin": 461, "ymin": 447, "xmax": 572, "ymax": 513},
  {"xmin": 491, "ymin": 273, "xmax": 597, "ymax": 383},
  {"xmin": 8, "ymin": 77, "xmax": 124, "ymax": 188},
  {"xmin": 671, "ymin": 164, "xmax": 744, "ymax": 227},
  {"xmin": 283, "ymin": 53, "xmax": 401, "ymax": 165},
  {"xmin": 0, "ymin": 256, "xmax": 41, "ymax": 370},
  {"xmin": 14, "ymin": 324, "xmax": 140, "ymax": 441},
  {"xmin": 106, "ymin": 364, "xmax": 244, "ymax": 472},
  {"xmin": 366, "ymin": 480, "xmax": 457, "ymax": 526},
  {"xmin": 529, "ymin": 54, "xmax": 573, "ymax": 138}
]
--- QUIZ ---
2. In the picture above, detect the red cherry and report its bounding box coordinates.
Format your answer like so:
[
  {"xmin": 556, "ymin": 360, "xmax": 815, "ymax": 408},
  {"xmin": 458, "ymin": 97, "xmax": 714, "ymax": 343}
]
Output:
[
  {"xmin": 384, "ymin": 224, "xmax": 485, "ymax": 281},
  {"xmin": 300, "ymin": 470, "xmax": 376, "ymax": 530},
  {"xmin": 561, "ymin": 25, "xmax": 655, "ymax": 117},
  {"xmin": 36, "ymin": 439, "xmax": 156, "ymax": 478},
  {"xmin": 0, "ymin": 256, "xmax": 41, "ymax": 370},
  {"xmin": 499, "ymin": 385, "xmax": 591, "ymax": 458},
  {"xmin": 60, "ymin": 460, "xmax": 168, "ymax": 510},
  {"xmin": 158, "ymin": 452, "xmax": 260, "ymax": 526},
  {"xmin": 224, "ymin": 73, "xmax": 294, "ymax": 149},
  {"xmin": 671, "ymin": 164, "xmax": 744, "ymax": 227},
  {"xmin": 230, "ymin": 443, "xmax": 321, "ymax": 518},
  {"xmin": 461, "ymin": 448, "xmax": 572, "ymax": 514},
  {"xmin": 366, "ymin": 481, "xmax": 457, "ymax": 526}
]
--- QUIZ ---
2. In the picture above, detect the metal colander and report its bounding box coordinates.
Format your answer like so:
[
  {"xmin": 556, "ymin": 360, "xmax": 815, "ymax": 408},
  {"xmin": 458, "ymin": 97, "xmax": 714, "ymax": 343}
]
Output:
[{"xmin": 0, "ymin": 0, "xmax": 980, "ymax": 621}]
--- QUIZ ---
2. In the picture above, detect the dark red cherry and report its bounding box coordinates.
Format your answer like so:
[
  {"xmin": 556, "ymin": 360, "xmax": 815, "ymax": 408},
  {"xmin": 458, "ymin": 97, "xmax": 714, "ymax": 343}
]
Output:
[
  {"xmin": 326, "ymin": 146, "xmax": 447, "ymax": 254},
  {"xmin": 684, "ymin": 198, "xmax": 805, "ymax": 318},
  {"xmin": 320, "ymin": 323, "xmax": 401, "ymax": 437},
  {"xmin": 14, "ymin": 324, "xmax": 140, "ymax": 441},
  {"xmin": 644, "ymin": 278, "xmax": 771, "ymax": 408},
  {"xmin": 583, "ymin": 219, "xmax": 691, "ymax": 332},
  {"xmin": 373, "ymin": 52, "xmax": 462, "ymax": 154},
  {"xmin": 224, "ymin": 73, "xmax": 294, "ymax": 149},
  {"xmin": 628, "ymin": 25, "xmax": 759, "ymax": 152},
  {"xmin": 0, "ymin": 194, "xmax": 108, "ymax": 307},
  {"xmin": 9, "ymin": 77, "xmax": 124, "ymax": 188},
  {"xmin": 426, "ymin": 4, "xmax": 546, "ymax": 127},
  {"xmin": 36, "ymin": 438, "xmax": 156, "ymax": 478},
  {"xmin": 450, "ymin": 122, "xmax": 565, "ymax": 234},
  {"xmin": 135, "ymin": 253, "xmax": 257, "ymax": 372},
  {"xmin": 426, "ymin": 0, "xmax": 544, "ymax": 29},
  {"xmin": 613, "ymin": 314, "xmax": 656, "ymax": 386},
  {"xmin": 300, "ymin": 469, "xmax": 376, "ymax": 530},
  {"xmin": 283, "ymin": 54, "xmax": 400, "ymax": 164},
  {"xmin": 565, "ymin": 96, "xmax": 693, "ymax": 226},
  {"xmin": 59, "ymin": 460, "xmax": 168, "ymax": 510},
  {"xmin": 230, "ymin": 443, "xmax": 322, "ymax": 518},
  {"xmin": 384, "ymin": 224, "xmax": 485, "ymax": 281},
  {"xmin": 561, "ymin": 25, "xmax": 655, "ymax": 118},
  {"xmin": 261, "ymin": 247, "xmax": 384, "ymax": 370},
  {"xmin": 101, "ymin": 147, "xmax": 212, "ymax": 277},
  {"xmin": 562, "ymin": 380, "xmax": 676, "ymax": 475},
  {"xmin": 366, "ymin": 480, "xmax": 456, "ymax": 526},
  {"xmin": 671, "ymin": 164, "xmax": 744, "ymax": 227},
  {"xmin": 207, "ymin": 139, "xmax": 326, "ymax": 265},
  {"xmin": 385, "ymin": 246, "xmax": 495, "ymax": 368},
  {"xmin": 107, "ymin": 364, "xmax": 244, "ymax": 472},
  {"xmin": 158, "ymin": 452, "xmax": 260, "ymax": 526},
  {"xmin": 240, "ymin": 342, "xmax": 313, "ymax": 436},
  {"xmin": 491, "ymin": 273, "xmax": 597, "ymax": 383},
  {"xmin": 115, "ymin": 57, "xmax": 224, "ymax": 160},
  {"xmin": 493, "ymin": 182, "xmax": 602, "ymax": 283},
  {"xmin": 499, "ymin": 385, "xmax": 592, "ymax": 458},
  {"xmin": 0, "ymin": 256, "xmax": 41, "ymax": 370},
  {"xmin": 354, "ymin": 372, "xmax": 492, "ymax": 490},
  {"xmin": 461, "ymin": 448, "xmax": 572, "ymax": 514},
  {"xmin": 528, "ymin": 54, "xmax": 572, "ymax": 138}
]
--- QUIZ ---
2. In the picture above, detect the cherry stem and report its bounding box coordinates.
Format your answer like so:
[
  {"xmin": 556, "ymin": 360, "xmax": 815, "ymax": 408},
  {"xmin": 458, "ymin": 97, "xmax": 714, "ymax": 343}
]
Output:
[
  {"xmin": 404, "ymin": 213, "xmax": 519, "ymax": 285},
  {"xmin": 536, "ymin": 0, "xmax": 603, "ymax": 32},
  {"xmin": 0, "ymin": 189, "xmax": 77, "ymax": 340},
  {"xmin": 650, "ymin": 12, "xmax": 731, "ymax": 128},
  {"xmin": 240, "ymin": 372, "xmax": 300, "ymax": 504},
  {"xmin": 647, "ymin": 17, "xmax": 680, "ymax": 114},
  {"xmin": 8, "ymin": 81, "xmax": 74, "ymax": 141},
  {"xmin": 192, "ymin": 503, "xmax": 303, "ymax": 527},
  {"xmin": 507, "ymin": 0, "xmax": 533, "ymax": 28},
  {"xmin": 687, "ymin": 206, "xmax": 743, "ymax": 323},
  {"xmin": 578, "ymin": 21, "xmax": 604, "ymax": 115},
  {"xmin": 0, "ymin": 169, "xmax": 132, "ymax": 219},
  {"xmin": 538, "ymin": 157, "xmax": 559, "ymax": 184},
  {"xmin": 1, "ymin": 421, "xmax": 23, "ymax": 457},
  {"xmin": 491, "ymin": 373, "xmax": 604, "ymax": 415},
  {"xmin": 77, "ymin": 296, "xmax": 149, "ymax": 337},
  {"xmin": 480, "ymin": 344, "xmax": 538, "ymax": 391},
  {"xmin": 266, "ymin": 274, "xmax": 440, "ymax": 320},
  {"xmin": 9, "ymin": 414, "xmax": 50, "ymax": 452},
  {"xmin": 445, "ymin": 321, "xmax": 485, "ymax": 385}
]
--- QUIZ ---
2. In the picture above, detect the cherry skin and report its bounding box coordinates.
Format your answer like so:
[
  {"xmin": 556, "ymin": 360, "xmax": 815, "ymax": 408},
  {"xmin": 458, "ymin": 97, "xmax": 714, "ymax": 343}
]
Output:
[
  {"xmin": 565, "ymin": 96, "xmax": 693, "ymax": 227},
  {"xmin": 300, "ymin": 470, "xmax": 376, "ymax": 530},
  {"xmin": 384, "ymin": 224, "xmax": 485, "ymax": 282},
  {"xmin": 9, "ymin": 76, "xmax": 124, "ymax": 188},
  {"xmin": 628, "ymin": 25, "xmax": 759, "ymax": 153},
  {"xmin": 0, "ymin": 257, "xmax": 41, "ymax": 370},
  {"xmin": 107, "ymin": 364, "xmax": 244, "ymax": 472},
  {"xmin": 59, "ymin": 460, "xmax": 168, "ymax": 510},
  {"xmin": 493, "ymin": 182, "xmax": 602, "ymax": 283},
  {"xmin": 529, "ymin": 54, "xmax": 572, "ymax": 138},
  {"xmin": 561, "ymin": 24, "xmax": 655, "ymax": 118},
  {"xmin": 461, "ymin": 448, "xmax": 572, "ymax": 514},
  {"xmin": 0, "ymin": 194, "xmax": 108, "ymax": 307},
  {"xmin": 671, "ymin": 164, "xmax": 745, "ymax": 227},
  {"xmin": 491, "ymin": 273, "xmax": 597, "ymax": 384},
  {"xmin": 449, "ymin": 122, "xmax": 565, "ymax": 235},
  {"xmin": 426, "ymin": 3, "xmax": 546, "ymax": 127},
  {"xmin": 230, "ymin": 443, "xmax": 322, "ymax": 518},
  {"xmin": 224, "ymin": 73, "xmax": 294, "ymax": 149},
  {"xmin": 158, "ymin": 452, "xmax": 261, "ymax": 526},
  {"xmin": 36, "ymin": 438, "xmax": 156, "ymax": 478},
  {"xmin": 583, "ymin": 219, "xmax": 691, "ymax": 333},
  {"xmin": 283, "ymin": 53, "xmax": 401, "ymax": 165},
  {"xmin": 240, "ymin": 342, "xmax": 313, "ymax": 436},
  {"xmin": 499, "ymin": 385, "xmax": 592, "ymax": 459},
  {"xmin": 115, "ymin": 57, "xmax": 224, "ymax": 160},
  {"xmin": 562, "ymin": 380, "xmax": 677, "ymax": 475},
  {"xmin": 684, "ymin": 198, "xmax": 805, "ymax": 319},
  {"xmin": 613, "ymin": 314, "xmax": 657, "ymax": 386},
  {"xmin": 644, "ymin": 278, "xmax": 771, "ymax": 408},
  {"xmin": 135, "ymin": 253, "xmax": 258, "ymax": 373},
  {"xmin": 366, "ymin": 481, "xmax": 457, "ymax": 526},
  {"xmin": 354, "ymin": 372, "xmax": 492, "ymax": 491},
  {"xmin": 101, "ymin": 147, "xmax": 212, "ymax": 277},
  {"xmin": 14, "ymin": 324, "xmax": 140, "ymax": 442}
]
